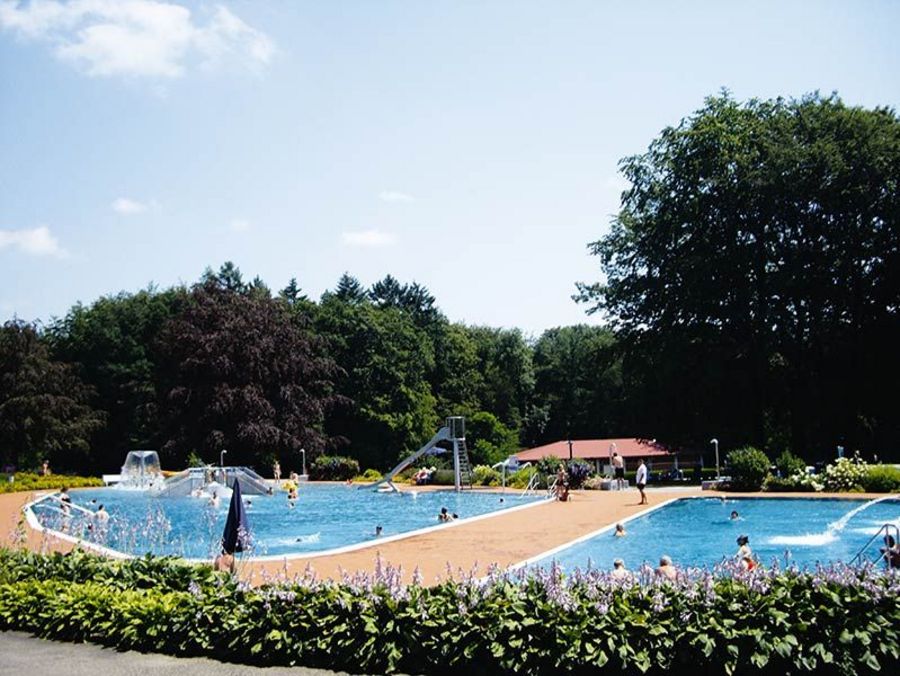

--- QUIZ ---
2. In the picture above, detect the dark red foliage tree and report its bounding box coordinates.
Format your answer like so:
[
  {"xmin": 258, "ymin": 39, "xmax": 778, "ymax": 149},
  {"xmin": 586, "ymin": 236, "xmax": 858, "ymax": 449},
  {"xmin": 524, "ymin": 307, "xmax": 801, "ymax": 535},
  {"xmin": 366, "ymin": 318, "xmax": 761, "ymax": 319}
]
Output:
[{"xmin": 156, "ymin": 280, "xmax": 342, "ymax": 470}]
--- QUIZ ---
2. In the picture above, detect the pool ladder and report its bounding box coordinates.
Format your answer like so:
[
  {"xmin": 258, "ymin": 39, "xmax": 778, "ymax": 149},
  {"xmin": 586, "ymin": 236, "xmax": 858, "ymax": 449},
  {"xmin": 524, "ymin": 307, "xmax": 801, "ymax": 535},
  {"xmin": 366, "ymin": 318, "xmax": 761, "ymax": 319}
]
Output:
[{"xmin": 850, "ymin": 522, "xmax": 900, "ymax": 567}]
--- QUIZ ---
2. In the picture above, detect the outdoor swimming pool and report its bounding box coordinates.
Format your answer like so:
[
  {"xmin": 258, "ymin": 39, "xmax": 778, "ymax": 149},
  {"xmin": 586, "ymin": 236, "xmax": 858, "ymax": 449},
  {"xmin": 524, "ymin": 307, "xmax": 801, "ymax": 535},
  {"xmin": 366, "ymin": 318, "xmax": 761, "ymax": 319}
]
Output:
[
  {"xmin": 531, "ymin": 496, "xmax": 900, "ymax": 571},
  {"xmin": 30, "ymin": 484, "xmax": 539, "ymax": 559}
]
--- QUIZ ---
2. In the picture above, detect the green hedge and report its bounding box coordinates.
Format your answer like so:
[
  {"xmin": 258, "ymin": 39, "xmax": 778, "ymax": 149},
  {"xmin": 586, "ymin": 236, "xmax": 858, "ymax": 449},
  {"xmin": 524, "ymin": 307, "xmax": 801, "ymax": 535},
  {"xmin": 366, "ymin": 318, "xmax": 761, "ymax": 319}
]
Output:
[
  {"xmin": 0, "ymin": 549, "xmax": 898, "ymax": 675},
  {"xmin": 308, "ymin": 455, "xmax": 359, "ymax": 481},
  {"xmin": 0, "ymin": 473, "xmax": 104, "ymax": 494}
]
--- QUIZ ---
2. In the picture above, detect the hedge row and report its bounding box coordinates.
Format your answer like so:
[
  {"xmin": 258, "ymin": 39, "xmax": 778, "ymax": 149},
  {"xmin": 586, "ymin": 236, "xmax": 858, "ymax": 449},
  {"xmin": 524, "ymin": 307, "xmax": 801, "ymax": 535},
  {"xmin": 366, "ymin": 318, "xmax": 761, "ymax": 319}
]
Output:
[
  {"xmin": 1, "ymin": 549, "xmax": 898, "ymax": 675},
  {"xmin": 0, "ymin": 473, "xmax": 104, "ymax": 494}
]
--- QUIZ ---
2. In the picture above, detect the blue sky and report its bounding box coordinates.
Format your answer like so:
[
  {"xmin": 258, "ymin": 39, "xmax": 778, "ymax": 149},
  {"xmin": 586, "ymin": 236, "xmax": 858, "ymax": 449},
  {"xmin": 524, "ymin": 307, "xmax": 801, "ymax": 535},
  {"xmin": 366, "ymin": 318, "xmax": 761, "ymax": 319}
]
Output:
[{"xmin": 1, "ymin": 1, "xmax": 898, "ymax": 335}]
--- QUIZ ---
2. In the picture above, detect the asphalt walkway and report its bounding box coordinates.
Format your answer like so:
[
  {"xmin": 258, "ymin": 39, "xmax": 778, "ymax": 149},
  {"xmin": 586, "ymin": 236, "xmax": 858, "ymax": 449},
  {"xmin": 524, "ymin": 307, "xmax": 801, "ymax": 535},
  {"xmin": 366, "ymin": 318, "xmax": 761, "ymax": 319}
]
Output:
[{"xmin": 0, "ymin": 631, "xmax": 356, "ymax": 675}]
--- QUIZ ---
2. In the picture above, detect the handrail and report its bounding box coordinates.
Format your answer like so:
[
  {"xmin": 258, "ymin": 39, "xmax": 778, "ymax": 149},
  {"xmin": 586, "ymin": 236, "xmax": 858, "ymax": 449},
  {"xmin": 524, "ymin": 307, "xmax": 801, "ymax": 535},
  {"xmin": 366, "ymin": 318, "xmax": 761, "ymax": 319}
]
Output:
[
  {"xmin": 520, "ymin": 472, "xmax": 540, "ymax": 497},
  {"xmin": 546, "ymin": 477, "xmax": 558, "ymax": 498},
  {"xmin": 851, "ymin": 522, "xmax": 900, "ymax": 567}
]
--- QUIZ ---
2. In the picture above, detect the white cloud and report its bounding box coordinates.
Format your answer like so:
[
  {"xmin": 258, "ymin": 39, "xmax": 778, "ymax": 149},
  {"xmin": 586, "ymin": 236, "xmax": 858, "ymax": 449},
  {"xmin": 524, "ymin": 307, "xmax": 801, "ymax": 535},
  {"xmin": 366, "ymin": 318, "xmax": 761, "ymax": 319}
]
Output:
[
  {"xmin": 0, "ymin": 225, "xmax": 68, "ymax": 258},
  {"xmin": 341, "ymin": 229, "xmax": 395, "ymax": 247},
  {"xmin": 378, "ymin": 190, "xmax": 414, "ymax": 203},
  {"xmin": 0, "ymin": 1, "xmax": 274, "ymax": 79},
  {"xmin": 111, "ymin": 196, "xmax": 149, "ymax": 214},
  {"xmin": 229, "ymin": 218, "xmax": 251, "ymax": 232}
]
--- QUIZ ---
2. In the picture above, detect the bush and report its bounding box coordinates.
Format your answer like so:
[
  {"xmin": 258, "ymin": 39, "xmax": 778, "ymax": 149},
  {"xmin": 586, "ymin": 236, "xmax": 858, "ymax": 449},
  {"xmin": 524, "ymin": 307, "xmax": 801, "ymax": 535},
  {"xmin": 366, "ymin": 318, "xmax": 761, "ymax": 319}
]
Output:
[
  {"xmin": 725, "ymin": 447, "xmax": 770, "ymax": 491},
  {"xmin": 308, "ymin": 456, "xmax": 360, "ymax": 481},
  {"xmin": 536, "ymin": 455, "xmax": 562, "ymax": 478},
  {"xmin": 0, "ymin": 473, "xmax": 104, "ymax": 494},
  {"xmin": 507, "ymin": 466, "xmax": 537, "ymax": 489},
  {"xmin": 1, "ymin": 549, "xmax": 899, "ymax": 675},
  {"xmin": 774, "ymin": 450, "xmax": 806, "ymax": 478},
  {"xmin": 763, "ymin": 473, "xmax": 820, "ymax": 493},
  {"xmin": 430, "ymin": 469, "xmax": 456, "ymax": 485},
  {"xmin": 564, "ymin": 460, "xmax": 592, "ymax": 489},
  {"xmin": 354, "ymin": 469, "xmax": 383, "ymax": 482},
  {"xmin": 822, "ymin": 454, "xmax": 869, "ymax": 492},
  {"xmin": 861, "ymin": 464, "xmax": 900, "ymax": 493},
  {"xmin": 472, "ymin": 465, "xmax": 500, "ymax": 486}
]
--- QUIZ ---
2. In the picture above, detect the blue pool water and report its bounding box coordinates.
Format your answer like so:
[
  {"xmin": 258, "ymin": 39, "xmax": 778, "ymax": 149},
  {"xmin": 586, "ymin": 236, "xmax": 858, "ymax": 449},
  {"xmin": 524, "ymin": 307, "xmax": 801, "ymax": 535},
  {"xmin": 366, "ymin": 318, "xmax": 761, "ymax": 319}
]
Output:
[
  {"xmin": 536, "ymin": 497, "xmax": 900, "ymax": 571},
  {"xmin": 37, "ymin": 484, "xmax": 538, "ymax": 558}
]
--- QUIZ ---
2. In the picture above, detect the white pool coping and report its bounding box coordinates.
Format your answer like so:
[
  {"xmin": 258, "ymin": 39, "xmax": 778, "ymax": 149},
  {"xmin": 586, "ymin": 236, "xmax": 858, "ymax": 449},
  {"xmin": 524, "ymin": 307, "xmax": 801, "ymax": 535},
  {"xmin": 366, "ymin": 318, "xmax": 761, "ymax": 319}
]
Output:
[{"xmin": 23, "ymin": 487, "xmax": 552, "ymax": 564}]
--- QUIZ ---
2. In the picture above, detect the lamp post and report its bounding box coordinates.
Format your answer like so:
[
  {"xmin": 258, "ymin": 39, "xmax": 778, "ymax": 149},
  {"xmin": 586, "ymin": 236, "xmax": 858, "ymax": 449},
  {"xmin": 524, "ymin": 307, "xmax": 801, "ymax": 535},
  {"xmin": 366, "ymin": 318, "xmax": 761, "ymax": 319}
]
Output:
[
  {"xmin": 710, "ymin": 439, "xmax": 719, "ymax": 479},
  {"xmin": 220, "ymin": 448, "xmax": 227, "ymax": 468},
  {"xmin": 567, "ymin": 439, "xmax": 573, "ymax": 461},
  {"xmin": 300, "ymin": 448, "xmax": 307, "ymax": 477}
]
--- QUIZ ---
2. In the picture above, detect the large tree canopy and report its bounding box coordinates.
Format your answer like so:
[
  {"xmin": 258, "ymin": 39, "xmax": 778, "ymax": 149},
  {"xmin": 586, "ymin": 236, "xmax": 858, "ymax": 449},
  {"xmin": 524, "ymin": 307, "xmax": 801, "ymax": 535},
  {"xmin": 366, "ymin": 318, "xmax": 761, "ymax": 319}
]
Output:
[
  {"xmin": 0, "ymin": 321, "xmax": 103, "ymax": 470},
  {"xmin": 156, "ymin": 280, "xmax": 341, "ymax": 468},
  {"xmin": 577, "ymin": 93, "xmax": 900, "ymax": 458}
]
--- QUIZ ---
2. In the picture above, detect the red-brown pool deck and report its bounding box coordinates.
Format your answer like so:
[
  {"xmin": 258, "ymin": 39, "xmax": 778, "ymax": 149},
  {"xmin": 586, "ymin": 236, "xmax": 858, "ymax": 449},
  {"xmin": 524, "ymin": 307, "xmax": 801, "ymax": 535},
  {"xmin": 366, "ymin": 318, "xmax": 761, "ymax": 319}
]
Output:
[{"xmin": 0, "ymin": 486, "xmax": 888, "ymax": 585}]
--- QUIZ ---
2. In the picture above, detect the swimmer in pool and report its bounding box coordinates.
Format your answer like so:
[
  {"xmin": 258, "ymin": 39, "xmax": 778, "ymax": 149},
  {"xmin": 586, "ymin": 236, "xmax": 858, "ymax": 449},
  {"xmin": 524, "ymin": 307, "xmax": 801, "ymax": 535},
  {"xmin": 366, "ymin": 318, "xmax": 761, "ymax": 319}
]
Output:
[{"xmin": 614, "ymin": 523, "xmax": 627, "ymax": 537}]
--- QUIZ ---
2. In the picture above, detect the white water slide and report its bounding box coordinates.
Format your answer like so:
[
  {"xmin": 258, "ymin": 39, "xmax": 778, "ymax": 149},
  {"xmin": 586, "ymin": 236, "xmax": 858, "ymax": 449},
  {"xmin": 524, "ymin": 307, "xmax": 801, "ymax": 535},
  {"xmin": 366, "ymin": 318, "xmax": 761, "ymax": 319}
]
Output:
[{"xmin": 359, "ymin": 426, "xmax": 453, "ymax": 493}]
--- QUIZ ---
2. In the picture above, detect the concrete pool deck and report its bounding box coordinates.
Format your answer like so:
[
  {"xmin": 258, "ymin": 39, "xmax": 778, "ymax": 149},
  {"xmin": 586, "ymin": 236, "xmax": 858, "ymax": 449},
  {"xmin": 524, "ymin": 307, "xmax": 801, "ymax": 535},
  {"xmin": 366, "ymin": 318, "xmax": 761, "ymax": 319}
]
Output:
[{"xmin": 1, "ymin": 486, "xmax": 891, "ymax": 584}]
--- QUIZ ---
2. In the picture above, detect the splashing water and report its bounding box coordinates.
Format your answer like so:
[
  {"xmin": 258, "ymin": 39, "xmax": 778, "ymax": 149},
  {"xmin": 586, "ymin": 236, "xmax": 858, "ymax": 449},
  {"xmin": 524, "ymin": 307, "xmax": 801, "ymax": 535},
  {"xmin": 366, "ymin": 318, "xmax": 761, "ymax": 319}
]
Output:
[{"xmin": 768, "ymin": 495, "xmax": 898, "ymax": 547}]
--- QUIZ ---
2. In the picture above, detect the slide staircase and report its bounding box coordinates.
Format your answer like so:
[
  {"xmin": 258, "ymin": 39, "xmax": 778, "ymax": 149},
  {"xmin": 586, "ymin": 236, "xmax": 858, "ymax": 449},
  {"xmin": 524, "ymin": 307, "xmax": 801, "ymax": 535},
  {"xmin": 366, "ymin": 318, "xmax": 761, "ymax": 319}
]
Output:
[{"xmin": 455, "ymin": 437, "xmax": 474, "ymax": 489}]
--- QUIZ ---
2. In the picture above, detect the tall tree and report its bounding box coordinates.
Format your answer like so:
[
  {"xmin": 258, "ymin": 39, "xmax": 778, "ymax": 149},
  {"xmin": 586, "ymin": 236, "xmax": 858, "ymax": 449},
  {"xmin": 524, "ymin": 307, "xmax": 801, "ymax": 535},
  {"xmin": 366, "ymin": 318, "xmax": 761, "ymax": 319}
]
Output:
[
  {"xmin": 47, "ymin": 287, "xmax": 186, "ymax": 471},
  {"xmin": 577, "ymin": 92, "xmax": 900, "ymax": 459},
  {"xmin": 317, "ymin": 294, "xmax": 438, "ymax": 469},
  {"xmin": 530, "ymin": 325, "xmax": 623, "ymax": 444},
  {"xmin": 0, "ymin": 321, "xmax": 103, "ymax": 471},
  {"xmin": 156, "ymin": 280, "xmax": 341, "ymax": 469}
]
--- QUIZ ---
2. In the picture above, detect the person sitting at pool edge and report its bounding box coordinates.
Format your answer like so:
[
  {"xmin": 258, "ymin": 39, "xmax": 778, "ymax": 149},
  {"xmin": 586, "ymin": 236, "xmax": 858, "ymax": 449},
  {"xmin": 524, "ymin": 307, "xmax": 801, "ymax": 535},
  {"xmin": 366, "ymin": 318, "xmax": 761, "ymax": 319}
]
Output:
[
  {"xmin": 881, "ymin": 535, "xmax": 900, "ymax": 569},
  {"xmin": 656, "ymin": 555, "xmax": 677, "ymax": 581},
  {"xmin": 614, "ymin": 523, "xmax": 627, "ymax": 537},
  {"xmin": 611, "ymin": 558, "xmax": 631, "ymax": 581}
]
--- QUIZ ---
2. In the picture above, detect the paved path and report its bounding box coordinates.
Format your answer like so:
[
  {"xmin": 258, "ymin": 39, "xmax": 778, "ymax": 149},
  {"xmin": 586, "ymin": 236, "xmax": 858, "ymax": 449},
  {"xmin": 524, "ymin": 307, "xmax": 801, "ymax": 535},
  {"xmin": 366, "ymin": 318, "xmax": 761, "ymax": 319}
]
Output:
[{"xmin": 0, "ymin": 631, "xmax": 354, "ymax": 676}]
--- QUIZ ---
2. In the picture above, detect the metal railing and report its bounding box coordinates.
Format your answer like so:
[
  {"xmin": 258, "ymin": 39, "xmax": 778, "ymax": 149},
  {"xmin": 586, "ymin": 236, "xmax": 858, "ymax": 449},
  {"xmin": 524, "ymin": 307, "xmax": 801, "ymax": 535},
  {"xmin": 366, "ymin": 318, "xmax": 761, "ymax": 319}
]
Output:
[
  {"xmin": 850, "ymin": 522, "xmax": 900, "ymax": 567},
  {"xmin": 520, "ymin": 472, "xmax": 540, "ymax": 497}
]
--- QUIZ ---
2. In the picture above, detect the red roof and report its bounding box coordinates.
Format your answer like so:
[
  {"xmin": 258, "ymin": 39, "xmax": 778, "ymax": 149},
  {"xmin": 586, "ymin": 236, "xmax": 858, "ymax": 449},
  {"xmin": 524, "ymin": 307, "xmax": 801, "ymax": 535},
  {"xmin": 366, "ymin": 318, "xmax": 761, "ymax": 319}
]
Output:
[{"xmin": 515, "ymin": 438, "xmax": 671, "ymax": 462}]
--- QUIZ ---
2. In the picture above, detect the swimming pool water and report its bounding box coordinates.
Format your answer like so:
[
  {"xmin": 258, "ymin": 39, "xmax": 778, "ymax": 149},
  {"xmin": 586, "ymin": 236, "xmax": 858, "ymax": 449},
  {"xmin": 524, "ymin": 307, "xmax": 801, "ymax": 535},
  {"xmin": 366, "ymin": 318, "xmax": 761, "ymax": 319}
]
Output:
[
  {"xmin": 40, "ymin": 484, "xmax": 538, "ymax": 559},
  {"xmin": 535, "ymin": 497, "xmax": 900, "ymax": 571}
]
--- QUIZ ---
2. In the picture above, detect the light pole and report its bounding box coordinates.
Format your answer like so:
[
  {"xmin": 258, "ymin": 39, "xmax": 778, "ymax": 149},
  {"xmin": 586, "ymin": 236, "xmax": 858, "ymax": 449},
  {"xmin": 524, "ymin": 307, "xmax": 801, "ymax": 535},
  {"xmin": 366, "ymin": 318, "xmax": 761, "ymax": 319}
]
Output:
[
  {"xmin": 567, "ymin": 439, "xmax": 573, "ymax": 461},
  {"xmin": 220, "ymin": 448, "xmax": 227, "ymax": 468},
  {"xmin": 300, "ymin": 448, "xmax": 306, "ymax": 477},
  {"xmin": 710, "ymin": 439, "xmax": 719, "ymax": 479}
]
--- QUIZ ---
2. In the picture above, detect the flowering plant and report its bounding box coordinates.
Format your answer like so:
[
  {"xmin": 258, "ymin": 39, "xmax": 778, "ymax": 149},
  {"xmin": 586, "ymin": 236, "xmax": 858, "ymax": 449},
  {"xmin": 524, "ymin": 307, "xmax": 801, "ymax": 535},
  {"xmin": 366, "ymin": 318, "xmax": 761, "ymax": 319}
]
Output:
[
  {"xmin": 1, "ymin": 548, "xmax": 898, "ymax": 675},
  {"xmin": 822, "ymin": 454, "xmax": 869, "ymax": 492}
]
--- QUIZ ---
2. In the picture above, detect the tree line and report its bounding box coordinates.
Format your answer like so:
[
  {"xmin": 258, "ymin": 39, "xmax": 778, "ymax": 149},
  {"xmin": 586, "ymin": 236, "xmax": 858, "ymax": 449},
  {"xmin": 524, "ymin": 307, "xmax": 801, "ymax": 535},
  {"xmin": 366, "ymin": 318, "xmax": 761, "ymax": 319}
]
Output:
[{"xmin": 1, "ymin": 92, "xmax": 897, "ymax": 474}]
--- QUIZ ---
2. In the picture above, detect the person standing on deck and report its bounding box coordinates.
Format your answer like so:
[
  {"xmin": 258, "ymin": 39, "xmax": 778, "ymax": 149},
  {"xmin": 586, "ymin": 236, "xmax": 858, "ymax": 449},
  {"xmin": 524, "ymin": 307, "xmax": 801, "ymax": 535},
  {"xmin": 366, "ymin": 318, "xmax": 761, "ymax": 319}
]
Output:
[
  {"xmin": 612, "ymin": 452, "xmax": 625, "ymax": 490},
  {"xmin": 635, "ymin": 459, "xmax": 648, "ymax": 505}
]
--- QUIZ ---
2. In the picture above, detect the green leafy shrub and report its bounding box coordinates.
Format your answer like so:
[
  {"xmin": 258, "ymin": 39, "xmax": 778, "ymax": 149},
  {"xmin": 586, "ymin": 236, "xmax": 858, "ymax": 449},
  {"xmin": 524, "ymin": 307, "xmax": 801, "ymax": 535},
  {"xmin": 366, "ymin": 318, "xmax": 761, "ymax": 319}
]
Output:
[
  {"xmin": 308, "ymin": 456, "xmax": 360, "ymax": 481},
  {"xmin": 763, "ymin": 473, "xmax": 820, "ymax": 493},
  {"xmin": 536, "ymin": 455, "xmax": 562, "ymax": 479},
  {"xmin": 472, "ymin": 465, "xmax": 500, "ymax": 486},
  {"xmin": 0, "ymin": 473, "xmax": 104, "ymax": 494},
  {"xmin": 507, "ymin": 465, "xmax": 536, "ymax": 489},
  {"xmin": 354, "ymin": 468, "xmax": 383, "ymax": 482},
  {"xmin": 774, "ymin": 450, "xmax": 806, "ymax": 478},
  {"xmin": 430, "ymin": 469, "xmax": 456, "ymax": 485},
  {"xmin": 823, "ymin": 454, "xmax": 869, "ymax": 492},
  {"xmin": 861, "ymin": 464, "xmax": 900, "ymax": 493},
  {"xmin": 0, "ymin": 548, "xmax": 899, "ymax": 675},
  {"xmin": 725, "ymin": 447, "xmax": 770, "ymax": 491}
]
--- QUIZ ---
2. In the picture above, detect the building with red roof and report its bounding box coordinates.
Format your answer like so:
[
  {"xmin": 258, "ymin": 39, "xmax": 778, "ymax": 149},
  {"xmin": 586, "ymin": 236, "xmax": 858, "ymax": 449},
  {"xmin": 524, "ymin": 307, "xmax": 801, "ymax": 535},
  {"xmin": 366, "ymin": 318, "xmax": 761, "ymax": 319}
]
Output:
[{"xmin": 515, "ymin": 438, "xmax": 674, "ymax": 472}]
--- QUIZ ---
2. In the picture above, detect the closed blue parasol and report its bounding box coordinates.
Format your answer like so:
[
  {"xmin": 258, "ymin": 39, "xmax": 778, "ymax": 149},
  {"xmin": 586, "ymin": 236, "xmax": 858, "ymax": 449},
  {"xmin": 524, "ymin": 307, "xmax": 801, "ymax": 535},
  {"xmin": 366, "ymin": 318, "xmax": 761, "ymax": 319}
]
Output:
[{"xmin": 221, "ymin": 478, "xmax": 251, "ymax": 554}]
